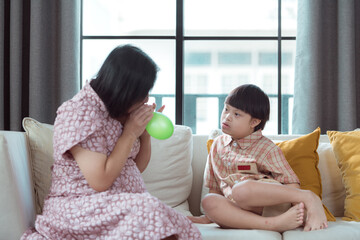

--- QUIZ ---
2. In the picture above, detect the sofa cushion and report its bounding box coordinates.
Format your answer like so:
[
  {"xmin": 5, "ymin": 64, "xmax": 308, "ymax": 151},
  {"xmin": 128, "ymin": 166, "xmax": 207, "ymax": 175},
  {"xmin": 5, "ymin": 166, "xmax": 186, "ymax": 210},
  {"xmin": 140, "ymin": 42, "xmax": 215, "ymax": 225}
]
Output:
[
  {"xmin": 282, "ymin": 218, "xmax": 360, "ymax": 240},
  {"xmin": 327, "ymin": 130, "xmax": 360, "ymax": 221},
  {"xmin": 142, "ymin": 125, "xmax": 194, "ymax": 216},
  {"xmin": 22, "ymin": 117, "xmax": 54, "ymax": 214},
  {"xmin": 196, "ymin": 223, "xmax": 282, "ymax": 240},
  {"xmin": 317, "ymin": 142, "xmax": 346, "ymax": 217},
  {"xmin": 276, "ymin": 128, "xmax": 335, "ymax": 221}
]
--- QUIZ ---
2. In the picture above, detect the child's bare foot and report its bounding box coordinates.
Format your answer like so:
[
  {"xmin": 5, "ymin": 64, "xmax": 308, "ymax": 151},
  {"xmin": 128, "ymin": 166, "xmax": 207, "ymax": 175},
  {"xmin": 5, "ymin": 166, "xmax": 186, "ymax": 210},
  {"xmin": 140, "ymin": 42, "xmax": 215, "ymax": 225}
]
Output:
[
  {"xmin": 187, "ymin": 215, "xmax": 212, "ymax": 224},
  {"xmin": 303, "ymin": 193, "xmax": 328, "ymax": 231},
  {"xmin": 268, "ymin": 202, "xmax": 305, "ymax": 232}
]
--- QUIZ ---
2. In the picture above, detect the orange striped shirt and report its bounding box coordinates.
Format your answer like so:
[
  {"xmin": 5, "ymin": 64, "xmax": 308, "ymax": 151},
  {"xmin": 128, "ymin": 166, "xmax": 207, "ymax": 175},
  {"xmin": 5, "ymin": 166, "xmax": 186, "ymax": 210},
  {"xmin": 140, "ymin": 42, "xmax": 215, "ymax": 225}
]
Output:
[{"xmin": 204, "ymin": 130, "xmax": 299, "ymax": 200}]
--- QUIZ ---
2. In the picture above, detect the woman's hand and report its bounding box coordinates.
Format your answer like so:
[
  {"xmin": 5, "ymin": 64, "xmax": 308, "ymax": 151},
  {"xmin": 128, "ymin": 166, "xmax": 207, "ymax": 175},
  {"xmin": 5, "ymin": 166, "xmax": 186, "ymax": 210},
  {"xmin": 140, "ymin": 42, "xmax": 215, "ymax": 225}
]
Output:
[
  {"xmin": 135, "ymin": 104, "xmax": 166, "ymax": 172},
  {"xmin": 140, "ymin": 104, "xmax": 166, "ymax": 139},
  {"xmin": 123, "ymin": 104, "xmax": 155, "ymax": 139}
]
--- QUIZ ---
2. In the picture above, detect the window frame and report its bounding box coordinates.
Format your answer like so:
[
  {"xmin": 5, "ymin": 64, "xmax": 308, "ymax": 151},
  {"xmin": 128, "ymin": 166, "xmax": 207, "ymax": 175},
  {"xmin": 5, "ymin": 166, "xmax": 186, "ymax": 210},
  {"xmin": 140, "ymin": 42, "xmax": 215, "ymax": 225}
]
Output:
[{"xmin": 80, "ymin": 0, "xmax": 296, "ymax": 134}]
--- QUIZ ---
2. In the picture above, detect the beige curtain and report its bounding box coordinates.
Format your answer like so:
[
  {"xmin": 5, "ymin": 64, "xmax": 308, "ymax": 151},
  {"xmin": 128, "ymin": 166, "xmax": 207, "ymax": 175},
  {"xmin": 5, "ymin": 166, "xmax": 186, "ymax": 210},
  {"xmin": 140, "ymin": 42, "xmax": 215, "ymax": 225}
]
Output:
[
  {"xmin": 292, "ymin": 0, "xmax": 360, "ymax": 134},
  {"xmin": 0, "ymin": 0, "xmax": 80, "ymax": 130}
]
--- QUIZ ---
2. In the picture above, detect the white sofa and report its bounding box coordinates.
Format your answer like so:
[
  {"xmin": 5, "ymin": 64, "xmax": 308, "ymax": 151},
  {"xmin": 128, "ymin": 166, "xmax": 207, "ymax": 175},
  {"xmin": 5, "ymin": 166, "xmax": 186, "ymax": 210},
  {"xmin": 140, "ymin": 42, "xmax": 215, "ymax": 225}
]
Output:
[{"xmin": 1, "ymin": 119, "xmax": 360, "ymax": 240}]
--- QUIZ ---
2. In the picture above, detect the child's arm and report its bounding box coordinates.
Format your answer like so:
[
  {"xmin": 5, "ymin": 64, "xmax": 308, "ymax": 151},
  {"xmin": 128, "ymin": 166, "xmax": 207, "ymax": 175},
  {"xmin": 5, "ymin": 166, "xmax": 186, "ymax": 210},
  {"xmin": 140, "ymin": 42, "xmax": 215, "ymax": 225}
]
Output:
[
  {"xmin": 264, "ymin": 146, "xmax": 300, "ymax": 185},
  {"xmin": 70, "ymin": 104, "xmax": 154, "ymax": 192}
]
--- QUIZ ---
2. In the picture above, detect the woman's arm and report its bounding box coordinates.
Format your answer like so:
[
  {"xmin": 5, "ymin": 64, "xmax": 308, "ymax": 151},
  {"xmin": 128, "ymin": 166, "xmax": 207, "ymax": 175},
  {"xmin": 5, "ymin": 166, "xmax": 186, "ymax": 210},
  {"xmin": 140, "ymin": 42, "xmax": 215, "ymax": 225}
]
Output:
[
  {"xmin": 70, "ymin": 104, "xmax": 154, "ymax": 192},
  {"xmin": 70, "ymin": 132, "xmax": 137, "ymax": 192},
  {"xmin": 133, "ymin": 132, "xmax": 151, "ymax": 173},
  {"xmin": 133, "ymin": 105, "xmax": 165, "ymax": 172}
]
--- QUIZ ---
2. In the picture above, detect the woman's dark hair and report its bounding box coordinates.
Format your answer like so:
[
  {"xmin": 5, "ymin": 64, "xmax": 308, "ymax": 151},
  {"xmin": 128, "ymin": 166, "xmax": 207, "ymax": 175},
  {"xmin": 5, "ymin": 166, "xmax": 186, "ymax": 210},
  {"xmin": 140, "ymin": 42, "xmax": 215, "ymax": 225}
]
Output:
[
  {"xmin": 90, "ymin": 45, "xmax": 159, "ymax": 118},
  {"xmin": 226, "ymin": 84, "xmax": 270, "ymax": 131}
]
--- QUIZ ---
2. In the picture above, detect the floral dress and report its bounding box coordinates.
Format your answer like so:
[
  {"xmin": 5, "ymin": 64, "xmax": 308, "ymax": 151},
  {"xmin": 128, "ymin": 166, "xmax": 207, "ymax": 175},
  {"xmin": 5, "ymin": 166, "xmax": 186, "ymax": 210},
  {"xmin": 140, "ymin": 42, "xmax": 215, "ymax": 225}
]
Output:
[{"xmin": 21, "ymin": 83, "xmax": 201, "ymax": 240}]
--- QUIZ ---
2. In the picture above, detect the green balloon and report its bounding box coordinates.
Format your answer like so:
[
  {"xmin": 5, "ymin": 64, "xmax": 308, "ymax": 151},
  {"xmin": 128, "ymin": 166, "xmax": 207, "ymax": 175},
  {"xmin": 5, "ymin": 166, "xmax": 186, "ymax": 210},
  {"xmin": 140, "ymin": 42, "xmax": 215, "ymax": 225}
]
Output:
[{"xmin": 146, "ymin": 112, "xmax": 174, "ymax": 140}]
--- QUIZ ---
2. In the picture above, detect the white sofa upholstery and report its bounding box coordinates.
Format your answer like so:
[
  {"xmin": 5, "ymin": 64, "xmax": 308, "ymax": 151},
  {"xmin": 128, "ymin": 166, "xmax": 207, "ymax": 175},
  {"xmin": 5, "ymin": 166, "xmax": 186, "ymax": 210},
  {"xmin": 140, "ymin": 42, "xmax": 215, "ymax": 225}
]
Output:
[{"xmin": 1, "ymin": 125, "xmax": 360, "ymax": 240}]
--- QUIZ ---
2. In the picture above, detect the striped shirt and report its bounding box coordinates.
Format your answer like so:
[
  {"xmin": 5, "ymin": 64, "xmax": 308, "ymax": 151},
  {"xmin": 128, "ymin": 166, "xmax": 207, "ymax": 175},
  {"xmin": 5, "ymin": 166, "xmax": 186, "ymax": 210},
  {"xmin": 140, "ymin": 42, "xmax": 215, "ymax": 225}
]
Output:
[{"xmin": 204, "ymin": 130, "xmax": 300, "ymax": 200}]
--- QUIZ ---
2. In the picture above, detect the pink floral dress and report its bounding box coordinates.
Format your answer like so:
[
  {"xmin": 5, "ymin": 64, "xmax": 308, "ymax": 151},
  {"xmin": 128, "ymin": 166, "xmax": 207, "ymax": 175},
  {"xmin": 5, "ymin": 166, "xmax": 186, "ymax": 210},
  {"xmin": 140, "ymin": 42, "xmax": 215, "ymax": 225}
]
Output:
[{"xmin": 21, "ymin": 83, "xmax": 201, "ymax": 240}]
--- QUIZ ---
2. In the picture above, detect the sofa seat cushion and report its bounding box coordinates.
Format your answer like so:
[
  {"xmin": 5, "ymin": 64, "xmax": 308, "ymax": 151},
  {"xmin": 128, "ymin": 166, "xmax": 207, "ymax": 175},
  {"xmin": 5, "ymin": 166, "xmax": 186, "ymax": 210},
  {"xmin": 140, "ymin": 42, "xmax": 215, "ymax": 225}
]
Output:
[
  {"xmin": 195, "ymin": 223, "xmax": 282, "ymax": 240},
  {"xmin": 282, "ymin": 218, "xmax": 360, "ymax": 240}
]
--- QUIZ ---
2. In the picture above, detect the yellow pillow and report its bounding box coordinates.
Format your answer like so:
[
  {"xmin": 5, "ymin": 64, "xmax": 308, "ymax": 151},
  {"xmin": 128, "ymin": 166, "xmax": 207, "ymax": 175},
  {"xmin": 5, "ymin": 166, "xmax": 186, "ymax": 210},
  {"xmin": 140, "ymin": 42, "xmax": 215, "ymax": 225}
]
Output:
[
  {"xmin": 206, "ymin": 128, "xmax": 336, "ymax": 221},
  {"xmin": 327, "ymin": 130, "xmax": 360, "ymax": 221},
  {"xmin": 277, "ymin": 127, "xmax": 335, "ymax": 221}
]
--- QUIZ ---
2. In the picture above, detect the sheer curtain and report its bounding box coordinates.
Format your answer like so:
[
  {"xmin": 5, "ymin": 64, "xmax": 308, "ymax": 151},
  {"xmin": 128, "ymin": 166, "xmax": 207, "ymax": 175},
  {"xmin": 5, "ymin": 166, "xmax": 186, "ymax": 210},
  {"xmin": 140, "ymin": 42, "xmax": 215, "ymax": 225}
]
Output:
[
  {"xmin": 0, "ymin": 0, "xmax": 80, "ymax": 130},
  {"xmin": 292, "ymin": 0, "xmax": 360, "ymax": 134}
]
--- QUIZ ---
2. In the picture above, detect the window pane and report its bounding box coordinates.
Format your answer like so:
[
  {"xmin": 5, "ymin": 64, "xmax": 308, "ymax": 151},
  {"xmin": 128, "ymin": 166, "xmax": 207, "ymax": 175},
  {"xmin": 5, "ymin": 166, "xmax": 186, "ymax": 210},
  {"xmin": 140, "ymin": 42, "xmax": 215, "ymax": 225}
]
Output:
[
  {"xmin": 185, "ymin": 52, "xmax": 211, "ymax": 66},
  {"xmin": 218, "ymin": 52, "xmax": 252, "ymax": 65},
  {"xmin": 184, "ymin": 40, "xmax": 278, "ymax": 135},
  {"xmin": 184, "ymin": 0, "xmax": 278, "ymax": 36},
  {"xmin": 259, "ymin": 52, "xmax": 277, "ymax": 66},
  {"xmin": 282, "ymin": 40, "xmax": 296, "ymax": 134},
  {"xmin": 82, "ymin": 40, "xmax": 176, "ymax": 121},
  {"xmin": 282, "ymin": 0, "xmax": 297, "ymax": 36},
  {"xmin": 83, "ymin": 0, "xmax": 176, "ymax": 36}
]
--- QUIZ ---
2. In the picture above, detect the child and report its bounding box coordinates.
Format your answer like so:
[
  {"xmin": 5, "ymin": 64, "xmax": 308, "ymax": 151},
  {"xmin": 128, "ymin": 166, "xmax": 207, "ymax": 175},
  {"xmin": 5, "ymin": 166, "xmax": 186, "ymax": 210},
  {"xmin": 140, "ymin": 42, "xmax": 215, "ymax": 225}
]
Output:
[
  {"xmin": 22, "ymin": 45, "xmax": 201, "ymax": 240},
  {"xmin": 188, "ymin": 84, "xmax": 327, "ymax": 232}
]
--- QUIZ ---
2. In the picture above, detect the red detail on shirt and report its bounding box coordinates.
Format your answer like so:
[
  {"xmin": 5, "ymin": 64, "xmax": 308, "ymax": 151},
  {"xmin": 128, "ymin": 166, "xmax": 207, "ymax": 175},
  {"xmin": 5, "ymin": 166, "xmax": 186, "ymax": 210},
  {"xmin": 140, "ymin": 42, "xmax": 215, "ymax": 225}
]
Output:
[{"xmin": 238, "ymin": 165, "xmax": 251, "ymax": 171}]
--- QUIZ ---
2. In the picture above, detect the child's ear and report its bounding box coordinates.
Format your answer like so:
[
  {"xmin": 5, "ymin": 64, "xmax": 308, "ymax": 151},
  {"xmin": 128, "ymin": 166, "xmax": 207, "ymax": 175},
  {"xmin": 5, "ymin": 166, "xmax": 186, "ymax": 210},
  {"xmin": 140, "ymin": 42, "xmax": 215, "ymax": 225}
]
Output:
[{"xmin": 250, "ymin": 118, "xmax": 261, "ymax": 128}]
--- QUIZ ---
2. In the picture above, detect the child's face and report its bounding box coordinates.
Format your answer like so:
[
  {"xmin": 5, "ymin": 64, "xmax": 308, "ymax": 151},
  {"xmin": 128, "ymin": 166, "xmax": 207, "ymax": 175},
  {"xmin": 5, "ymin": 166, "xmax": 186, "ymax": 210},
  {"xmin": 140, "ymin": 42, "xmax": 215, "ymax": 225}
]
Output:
[{"xmin": 221, "ymin": 104, "xmax": 260, "ymax": 140}]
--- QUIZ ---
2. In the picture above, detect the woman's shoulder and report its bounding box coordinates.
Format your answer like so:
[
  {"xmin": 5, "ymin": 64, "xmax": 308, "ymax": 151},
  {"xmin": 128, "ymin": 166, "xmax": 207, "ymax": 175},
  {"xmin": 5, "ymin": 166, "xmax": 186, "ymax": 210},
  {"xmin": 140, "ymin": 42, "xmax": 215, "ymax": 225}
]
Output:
[
  {"xmin": 58, "ymin": 85, "xmax": 108, "ymax": 119},
  {"xmin": 54, "ymin": 87, "xmax": 109, "ymax": 134}
]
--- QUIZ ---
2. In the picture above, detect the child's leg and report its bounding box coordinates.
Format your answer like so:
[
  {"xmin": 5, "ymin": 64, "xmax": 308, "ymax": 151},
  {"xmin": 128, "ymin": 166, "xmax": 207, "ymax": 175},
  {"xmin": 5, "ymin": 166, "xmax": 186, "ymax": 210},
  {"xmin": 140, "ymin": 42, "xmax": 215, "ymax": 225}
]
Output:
[
  {"xmin": 231, "ymin": 180, "xmax": 327, "ymax": 231},
  {"xmin": 202, "ymin": 193, "xmax": 304, "ymax": 232}
]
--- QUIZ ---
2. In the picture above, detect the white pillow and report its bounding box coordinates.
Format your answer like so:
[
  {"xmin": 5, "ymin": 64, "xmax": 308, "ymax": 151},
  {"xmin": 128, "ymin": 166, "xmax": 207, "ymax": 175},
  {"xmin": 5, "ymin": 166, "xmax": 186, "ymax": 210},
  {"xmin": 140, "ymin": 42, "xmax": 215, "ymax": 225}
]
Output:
[
  {"xmin": 22, "ymin": 117, "xmax": 54, "ymax": 214},
  {"xmin": 142, "ymin": 125, "xmax": 194, "ymax": 216},
  {"xmin": 317, "ymin": 142, "xmax": 346, "ymax": 217}
]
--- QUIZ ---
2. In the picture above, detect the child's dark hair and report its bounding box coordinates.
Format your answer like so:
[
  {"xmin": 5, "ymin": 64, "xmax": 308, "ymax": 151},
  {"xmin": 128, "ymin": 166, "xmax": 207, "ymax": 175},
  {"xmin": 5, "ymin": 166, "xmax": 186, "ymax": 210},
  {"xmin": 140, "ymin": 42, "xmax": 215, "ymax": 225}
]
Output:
[
  {"xmin": 90, "ymin": 45, "xmax": 159, "ymax": 118},
  {"xmin": 226, "ymin": 84, "xmax": 270, "ymax": 131}
]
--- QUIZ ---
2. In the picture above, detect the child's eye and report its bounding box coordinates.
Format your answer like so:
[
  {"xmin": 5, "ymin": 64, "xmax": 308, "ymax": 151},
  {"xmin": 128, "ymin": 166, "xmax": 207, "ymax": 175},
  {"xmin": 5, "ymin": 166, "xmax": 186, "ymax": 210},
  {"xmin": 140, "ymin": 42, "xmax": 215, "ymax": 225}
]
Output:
[{"xmin": 235, "ymin": 113, "xmax": 240, "ymax": 116}]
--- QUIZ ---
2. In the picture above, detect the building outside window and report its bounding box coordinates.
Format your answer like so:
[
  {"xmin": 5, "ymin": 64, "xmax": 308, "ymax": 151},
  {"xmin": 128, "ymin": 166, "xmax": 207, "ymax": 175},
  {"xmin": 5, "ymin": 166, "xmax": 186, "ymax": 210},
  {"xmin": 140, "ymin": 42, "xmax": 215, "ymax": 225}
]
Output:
[{"xmin": 81, "ymin": 0, "xmax": 297, "ymax": 135}]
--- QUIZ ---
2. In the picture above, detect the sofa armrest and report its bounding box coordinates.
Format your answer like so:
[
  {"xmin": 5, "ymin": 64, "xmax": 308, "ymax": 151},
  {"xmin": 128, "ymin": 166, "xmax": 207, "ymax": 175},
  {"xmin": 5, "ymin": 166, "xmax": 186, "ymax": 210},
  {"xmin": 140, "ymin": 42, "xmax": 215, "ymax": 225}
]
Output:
[{"xmin": 0, "ymin": 131, "xmax": 36, "ymax": 239}]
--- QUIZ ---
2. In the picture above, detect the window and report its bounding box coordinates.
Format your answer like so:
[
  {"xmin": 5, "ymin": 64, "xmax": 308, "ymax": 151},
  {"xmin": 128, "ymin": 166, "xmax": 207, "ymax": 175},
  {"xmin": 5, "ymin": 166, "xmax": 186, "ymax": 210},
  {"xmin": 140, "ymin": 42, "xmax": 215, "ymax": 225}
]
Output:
[{"xmin": 81, "ymin": 0, "xmax": 297, "ymax": 134}]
